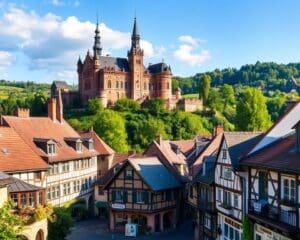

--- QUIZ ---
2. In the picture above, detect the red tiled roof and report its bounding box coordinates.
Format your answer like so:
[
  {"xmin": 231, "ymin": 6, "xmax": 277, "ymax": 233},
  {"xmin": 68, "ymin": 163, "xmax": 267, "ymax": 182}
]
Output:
[
  {"xmin": 170, "ymin": 140, "xmax": 195, "ymax": 155},
  {"xmin": 242, "ymin": 134, "xmax": 300, "ymax": 173},
  {"xmin": 79, "ymin": 130, "xmax": 115, "ymax": 155},
  {"xmin": 2, "ymin": 116, "xmax": 99, "ymax": 162},
  {"xmin": 0, "ymin": 126, "xmax": 48, "ymax": 172},
  {"xmin": 154, "ymin": 140, "xmax": 186, "ymax": 165},
  {"xmin": 192, "ymin": 132, "xmax": 223, "ymax": 177}
]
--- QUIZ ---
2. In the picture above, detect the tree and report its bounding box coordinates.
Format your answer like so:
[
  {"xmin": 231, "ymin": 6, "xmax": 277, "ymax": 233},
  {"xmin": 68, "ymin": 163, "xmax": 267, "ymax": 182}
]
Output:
[
  {"xmin": 236, "ymin": 88, "xmax": 272, "ymax": 131},
  {"xmin": 48, "ymin": 207, "xmax": 73, "ymax": 240},
  {"xmin": 29, "ymin": 91, "xmax": 47, "ymax": 116},
  {"xmin": 143, "ymin": 98, "xmax": 165, "ymax": 116},
  {"xmin": 198, "ymin": 74, "xmax": 211, "ymax": 107},
  {"xmin": 94, "ymin": 110, "xmax": 129, "ymax": 153},
  {"xmin": 219, "ymin": 84, "xmax": 235, "ymax": 110},
  {"xmin": 0, "ymin": 200, "xmax": 24, "ymax": 240},
  {"xmin": 86, "ymin": 98, "xmax": 103, "ymax": 115},
  {"xmin": 114, "ymin": 98, "xmax": 141, "ymax": 112}
]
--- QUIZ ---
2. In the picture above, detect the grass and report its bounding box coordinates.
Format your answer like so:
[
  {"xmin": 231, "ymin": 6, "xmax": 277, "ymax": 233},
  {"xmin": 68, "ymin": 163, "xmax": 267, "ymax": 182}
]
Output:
[
  {"xmin": 182, "ymin": 93, "xmax": 199, "ymax": 99},
  {"xmin": 0, "ymin": 85, "xmax": 26, "ymax": 99}
]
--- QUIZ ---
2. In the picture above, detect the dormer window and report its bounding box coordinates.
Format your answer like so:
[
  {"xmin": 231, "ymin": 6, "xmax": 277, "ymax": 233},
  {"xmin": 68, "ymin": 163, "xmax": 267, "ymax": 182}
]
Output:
[
  {"xmin": 125, "ymin": 169, "xmax": 133, "ymax": 179},
  {"xmin": 82, "ymin": 138, "xmax": 94, "ymax": 151},
  {"xmin": 76, "ymin": 142, "xmax": 82, "ymax": 152},
  {"xmin": 222, "ymin": 149, "xmax": 227, "ymax": 159},
  {"xmin": 47, "ymin": 143, "xmax": 56, "ymax": 155}
]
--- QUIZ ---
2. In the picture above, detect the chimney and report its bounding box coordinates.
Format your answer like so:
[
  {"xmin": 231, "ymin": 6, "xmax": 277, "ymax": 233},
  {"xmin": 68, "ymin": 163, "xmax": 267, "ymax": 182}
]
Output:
[
  {"xmin": 15, "ymin": 108, "xmax": 30, "ymax": 118},
  {"xmin": 56, "ymin": 89, "xmax": 63, "ymax": 123},
  {"xmin": 48, "ymin": 98, "xmax": 56, "ymax": 121},
  {"xmin": 89, "ymin": 125, "xmax": 94, "ymax": 132},
  {"xmin": 155, "ymin": 134, "xmax": 162, "ymax": 145},
  {"xmin": 214, "ymin": 125, "xmax": 224, "ymax": 137}
]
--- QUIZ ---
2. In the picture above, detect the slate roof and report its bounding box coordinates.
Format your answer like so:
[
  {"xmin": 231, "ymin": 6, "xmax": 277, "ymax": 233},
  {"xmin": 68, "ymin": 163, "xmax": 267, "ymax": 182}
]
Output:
[
  {"xmin": 79, "ymin": 130, "xmax": 115, "ymax": 155},
  {"xmin": 223, "ymin": 132, "xmax": 262, "ymax": 169},
  {"xmin": 241, "ymin": 133, "xmax": 300, "ymax": 173},
  {"xmin": 128, "ymin": 156, "xmax": 182, "ymax": 191},
  {"xmin": 194, "ymin": 155, "xmax": 216, "ymax": 185},
  {"xmin": 52, "ymin": 81, "xmax": 68, "ymax": 88},
  {"xmin": 99, "ymin": 56, "xmax": 130, "ymax": 72},
  {"xmin": 2, "ymin": 116, "xmax": 99, "ymax": 163},
  {"xmin": 147, "ymin": 62, "xmax": 171, "ymax": 74},
  {"xmin": 0, "ymin": 126, "xmax": 48, "ymax": 172},
  {"xmin": 0, "ymin": 171, "xmax": 12, "ymax": 187}
]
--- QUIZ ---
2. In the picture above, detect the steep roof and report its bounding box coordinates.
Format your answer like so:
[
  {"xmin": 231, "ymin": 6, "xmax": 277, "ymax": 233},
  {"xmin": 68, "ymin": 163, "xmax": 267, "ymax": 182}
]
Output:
[
  {"xmin": 153, "ymin": 140, "xmax": 186, "ymax": 165},
  {"xmin": 241, "ymin": 133, "xmax": 300, "ymax": 173},
  {"xmin": 147, "ymin": 62, "xmax": 171, "ymax": 74},
  {"xmin": 0, "ymin": 126, "xmax": 48, "ymax": 172},
  {"xmin": 52, "ymin": 81, "xmax": 68, "ymax": 89},
  {"xmin": 128, "ymin": 156, "xmax": 181, "ymax": 191},
  {"xmin": 194, "ymin": 155, "xmax": 216, "ymax": 185},
  {"xmin": 99, "ymin": 56, "xmax": 130, "ymax": 72},
  {"xmin": 223, "ymin": 132, "xmax": 262, "ymax": 169},
  {"xmin": 192, "ymin": 132, "xmax": 223, "ymax": 177},
  {"xmin": 170, "ymin": 139, "xmax": 195, "ymax": 156},
  {"xmin": 79, "ymin": 130, "xmax": 115, "ymax": 155},
  {"xmin": 2, "ymin": 116, "xmax": 98, "ymax": 162}
]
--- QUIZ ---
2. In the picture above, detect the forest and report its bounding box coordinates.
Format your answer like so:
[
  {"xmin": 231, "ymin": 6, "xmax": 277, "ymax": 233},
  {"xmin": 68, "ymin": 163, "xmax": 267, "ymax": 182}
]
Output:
[{"xmin": 0, "ymin": 61, "xmax": 299, "ymax": 153}]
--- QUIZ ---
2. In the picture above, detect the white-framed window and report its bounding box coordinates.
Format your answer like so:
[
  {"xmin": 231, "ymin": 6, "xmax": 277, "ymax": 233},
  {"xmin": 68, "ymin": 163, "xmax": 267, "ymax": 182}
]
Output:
[
  {"xmin": 136, "ymin": 191, "xmax": 144, "ymax": 203},
  {"xmin": 47, "ymin": 143, "xmax": 56, "ymax": 155},
  {"xmin": 204, "ymin": 213, "xmax": 211, "ymax": 229},
  {"xmin": 224, "ymin": 223, "xmax": 241, "ymax": 240},
  {"xmin": 234, "ymin": 194, "xmax": 239, "ymax": 208},
  {"xmin": 217, "ymin": 188, "xmax": 222, "ymax": 201},
  {"xmin": 76, "ymin": 142, "xmax": 82, "ymax": 152},
  {"xmin": 282, "ymin": 176, "xmax": 296, "ymax": 202},
  {"xmin": 125, "ymin": 169, "xmax": 133, "ymax": 179},
  {"xmin": 222, "ymin": 166, "xmax": 233, "ymax": 180},
  {"xmin": 61, "ymin": 162, "xmax": 69, "ymax": 173},
  {"xmin": 222, "ymin": 149, "xmax": 227, "ymax": 159}
]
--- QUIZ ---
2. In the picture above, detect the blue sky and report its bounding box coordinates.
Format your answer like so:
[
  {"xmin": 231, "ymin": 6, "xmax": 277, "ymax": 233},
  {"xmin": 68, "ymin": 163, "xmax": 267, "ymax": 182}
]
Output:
[{"xmin": 0, "ymin": 0, "xmax": 300, "ymax": 84}]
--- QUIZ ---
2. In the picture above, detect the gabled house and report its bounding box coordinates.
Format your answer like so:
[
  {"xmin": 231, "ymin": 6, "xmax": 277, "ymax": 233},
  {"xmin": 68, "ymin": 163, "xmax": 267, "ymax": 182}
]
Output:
[
  {"xmin": 240, "ymin": 102, "xmax": 300, "ymax": 240},
  {"xmin": 1, "ymin": 94, "xmax": 99, "ymax": 207},
  {"xmin": 215, "ymin": 132, "xmax": 262, "ymax": 240},
  {"xmin": 104, "ymin": 156, "xmax": 182, "ymax": 233}
]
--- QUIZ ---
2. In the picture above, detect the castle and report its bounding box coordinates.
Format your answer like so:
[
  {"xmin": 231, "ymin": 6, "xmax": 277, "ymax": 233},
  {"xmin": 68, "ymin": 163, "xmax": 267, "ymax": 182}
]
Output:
[{"xmin": 52, "ymin": 18, "xmax": 202, "ymax": 111}]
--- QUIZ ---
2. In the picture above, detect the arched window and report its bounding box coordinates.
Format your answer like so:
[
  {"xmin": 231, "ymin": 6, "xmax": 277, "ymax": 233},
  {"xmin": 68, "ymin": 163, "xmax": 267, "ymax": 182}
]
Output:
[
  {"xmin": 167, "ymin": 82, "xmax": 170, "ymax": 89},
  {"xmin": 108, "ymin": 80, "xmax": 111, "ymax": 88},
  {"xmin": 116, "ymin": 81, "xmax": 119, "ymax": 89}
]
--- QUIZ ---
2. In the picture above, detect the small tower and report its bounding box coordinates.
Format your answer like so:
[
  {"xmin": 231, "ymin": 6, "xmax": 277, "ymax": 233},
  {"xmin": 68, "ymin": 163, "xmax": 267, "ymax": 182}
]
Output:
[
  {"xmin": 77, "ymin": 55, "xmax": 83, "ymax": 74},
  {"xmin": 175, "ymin": 87, "xmax": 181, "ymax": 100},
  {"xmin": 128, "ymin": 17, "xmax": 144, "ymax": 100}
]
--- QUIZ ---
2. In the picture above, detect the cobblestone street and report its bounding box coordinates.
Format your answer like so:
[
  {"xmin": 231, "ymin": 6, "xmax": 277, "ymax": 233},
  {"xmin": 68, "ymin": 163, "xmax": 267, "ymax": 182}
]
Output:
[{"xmin": 68, "ymin": 218, "xmax": 194, "ymax": 240}]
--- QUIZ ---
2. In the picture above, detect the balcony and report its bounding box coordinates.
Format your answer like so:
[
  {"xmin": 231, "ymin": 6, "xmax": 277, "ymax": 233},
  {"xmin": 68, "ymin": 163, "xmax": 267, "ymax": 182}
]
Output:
[{"xmin": 248, "ymin": 199, "xmax": 298, "ymax": 234}]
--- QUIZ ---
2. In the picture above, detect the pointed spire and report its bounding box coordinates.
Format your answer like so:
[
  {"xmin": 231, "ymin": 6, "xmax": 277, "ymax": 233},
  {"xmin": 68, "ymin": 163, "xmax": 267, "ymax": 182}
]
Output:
[
  {"xmin": 77, "ymin": 55, "xmax": 82, "ymax": 65},
  {"xmin": 93, "ymin": 16, "xmax": 102, "ymax": 58},
  {"xmin": 131, "ymin": 17, "xmax": 140, "ymax": 50}
]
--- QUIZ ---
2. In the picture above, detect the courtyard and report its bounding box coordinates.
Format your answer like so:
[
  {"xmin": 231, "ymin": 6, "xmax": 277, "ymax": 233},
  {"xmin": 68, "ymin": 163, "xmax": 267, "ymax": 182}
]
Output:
[{"xmin": 67, "ymin": 218, "xmax": 194, "ymax": 240}]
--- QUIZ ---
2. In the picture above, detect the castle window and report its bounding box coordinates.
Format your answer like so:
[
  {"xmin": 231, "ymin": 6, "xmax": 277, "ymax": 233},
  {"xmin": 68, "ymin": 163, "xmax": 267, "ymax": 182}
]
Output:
[
  {"xmin": 167, "ymin": 82, "xmax": 170, "ymax": 89},
  {"xmin": 121, "ymin": 81, "xmax": 123, "ymax": 89},
  {"xmin": 108, "ymin": 80, "xmax": 111, "ymax": 88},
  {"xmin": 144, "ymin": 82, "xmax": 147, "ymax": 90},
  {"xmin": 116, "ymin": 81, "xmax": 119, "ymax": 89}
]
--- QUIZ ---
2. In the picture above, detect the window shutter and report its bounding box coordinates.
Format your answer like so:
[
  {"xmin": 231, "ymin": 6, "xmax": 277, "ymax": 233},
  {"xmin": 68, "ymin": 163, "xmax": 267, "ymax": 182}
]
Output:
[
  {"xmin": 133, "ymin": 191, "xmax": 137, "ymax": 203},
  {"xmin": 112, "ymin": 190, "xmax": 116, "ymax": 202},
  {"xmin": 143, "ymin": 191, "xmax": 149, "ymax": 204}
]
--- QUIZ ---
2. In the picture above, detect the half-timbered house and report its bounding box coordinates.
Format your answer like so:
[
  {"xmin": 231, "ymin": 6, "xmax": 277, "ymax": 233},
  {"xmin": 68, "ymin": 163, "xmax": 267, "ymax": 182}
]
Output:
[
  {"xmin": 104, "ymin": 156, "xmax": 182, "ymax": 233},
  {"xmin": 1, "ymin": 94, "xmax": 99, "ymax": 207},
  {"xmin": 215, "ymin": 132, "xmax": 261, "ymax": 240},
  {"xmin": 240, "ymin": 102, "xmax": 300, "ymax": 240}
]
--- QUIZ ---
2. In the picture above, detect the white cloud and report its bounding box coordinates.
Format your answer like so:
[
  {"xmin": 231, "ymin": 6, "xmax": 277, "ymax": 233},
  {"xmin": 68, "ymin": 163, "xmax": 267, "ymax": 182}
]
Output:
[
  {"xmin": 0, "ymin": 6, "xmax": 163, "ymax": 81},
  {"xmin": 51, "ymin": 0, "xmax": 64, "ymax": 6},
  {"xmin": 174, "ymin": 44, "xmax": 210, "ymax": 67},
  {"xmin": 174, "ymin": 35, "xmax": 210, "ymax": 67},
  {"xmin": 0, "ymin": 51, "xmax": 14, "ymax": 68}
]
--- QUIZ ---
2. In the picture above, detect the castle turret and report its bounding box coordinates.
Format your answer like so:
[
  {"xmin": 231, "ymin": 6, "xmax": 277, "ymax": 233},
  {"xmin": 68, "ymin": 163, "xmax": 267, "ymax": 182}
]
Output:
[
  {"xmin": 77, "ymin": 55, "xmax": 83, "ymax": 74},
  {"xmin": 93, "ymin": 21, "xmax": 102, "ymax": 58}
]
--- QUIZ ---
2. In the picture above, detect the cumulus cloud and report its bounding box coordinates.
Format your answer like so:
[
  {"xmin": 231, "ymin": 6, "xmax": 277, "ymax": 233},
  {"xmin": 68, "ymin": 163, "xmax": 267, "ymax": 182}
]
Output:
[
  {"xmin": 0, "ymin": 6, "xmax": 163, "ymax": 81},
  {"xmin": 174, "ymin": 35, "xmax": 210, "ymax": 67},
  {"xmin": 0, "ymin": 51, "xmax": 14, "ymax": 68}
]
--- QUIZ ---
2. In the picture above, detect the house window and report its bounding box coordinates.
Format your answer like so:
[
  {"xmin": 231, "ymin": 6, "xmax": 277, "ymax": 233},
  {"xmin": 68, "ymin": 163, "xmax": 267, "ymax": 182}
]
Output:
[
  {"xmin": 217, "ymin": 189, "xmax": 222, "ymax": 201},
  {"xmin": 89, "ymin": 141, "xmax": 94, "ymax": 150},
  {"xmin": 222, "ymin": 167, "xmax": 233, "ymax": 180},
  {"xmin": 223, "ymin": 191, "xmax": 231, "ymax": 207},
  {"xmin": 47, "ymin": 188, "xmax": 51, "ymax": 200},
  {"xmin": 222, "ymin": 149, "xmax": 227, "ymax": 159},
  {"xmin": 47, "ymin": 143, "xmax": 56, "ymax": 155},
  {"xmin": 38, "ymin": 191, "xmax": 43, "ymax": 205},
  {"xmin": 282, "ymin": 176, "xmax": 296, "ymax": 202},
  {"xmin": 11, "ymin": 193, "xmax": 18, "ymax": 207},
  {"xmin": 108, "ymin": 80, "xmax": 111, "ymax": 88},
  {"xmin": 76, "ymin": 142, "xmax": 82, "ymax": 152},
  {"xmin": 224, "ymin": 223, "xmax": 241, "ymax": 240},
  {"xmin": 234, "ymin": 194, "xmax": 239, "ymax": 208},
  {"xmin": 204, "ymin": 213, "xmax": 211, "ymax": 229},
  {"xmin": 62, "ymin": 162, "xmax": 69, "ymax": 173},
  {"xmin": 54, "ymin": 164, "xmax": 59, "ymax": 174},
  {"xmin": 63, "ymin": 183, "xmax": 67, "ymax": 195},
  {"xmin": 21, "ymin": 193, "xmax": 27, "ymax": 207},
  {"xmin": 125, "ymin": 169, "xmax": 133, "ymax": 179},
  {"xmin": 73, "ymin": 160, "xmax": 80, "ymax": 171},
  {"xmin": 29, "ymin": 193, "xmax": 35, "ymax": 207},
  {"xmin": 113, "ymin": 190, "xmax": 125, "ymax": 203},
  {"xmin": 98, "ymin": 186, "xmax": 105, "ymax": 196},
  {"xmin": 125, "ymin": 82, "xmax": 128, "ymax": 89},
  {"xmin": 116, "ymin": 81, "xmax": 119, "ymax": 89},
  {"xmin": 136, "ymin": 191, "xmax": 144, "ymax": 203},
  {"xmin": 34, "ymin": 172, "xmax": 42, "ymax": 181},
  {"xmin": 121, "ymin": 81, "xmax": 124, "ymax": 89}
]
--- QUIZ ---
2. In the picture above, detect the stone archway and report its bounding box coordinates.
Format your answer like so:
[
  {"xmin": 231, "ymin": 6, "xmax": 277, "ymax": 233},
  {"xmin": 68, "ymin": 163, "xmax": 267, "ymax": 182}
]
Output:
[
  {"xmin": 35, "ymin": 229, "xmax": 44, "ymax": 240},
  {"xmin": 163, "ymin": 211, "xmax": 173, "ymax": 230}
]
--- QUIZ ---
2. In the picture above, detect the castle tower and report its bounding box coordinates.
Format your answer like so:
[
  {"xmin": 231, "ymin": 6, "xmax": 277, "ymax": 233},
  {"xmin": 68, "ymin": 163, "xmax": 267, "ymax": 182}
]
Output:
[
  {"xmin": 128, "ymin": 17, "xmax": 144, "ymax": 100},
  {"xmin": 93, "ymin": 21, "xmax": 102, "ymax": 69}
]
